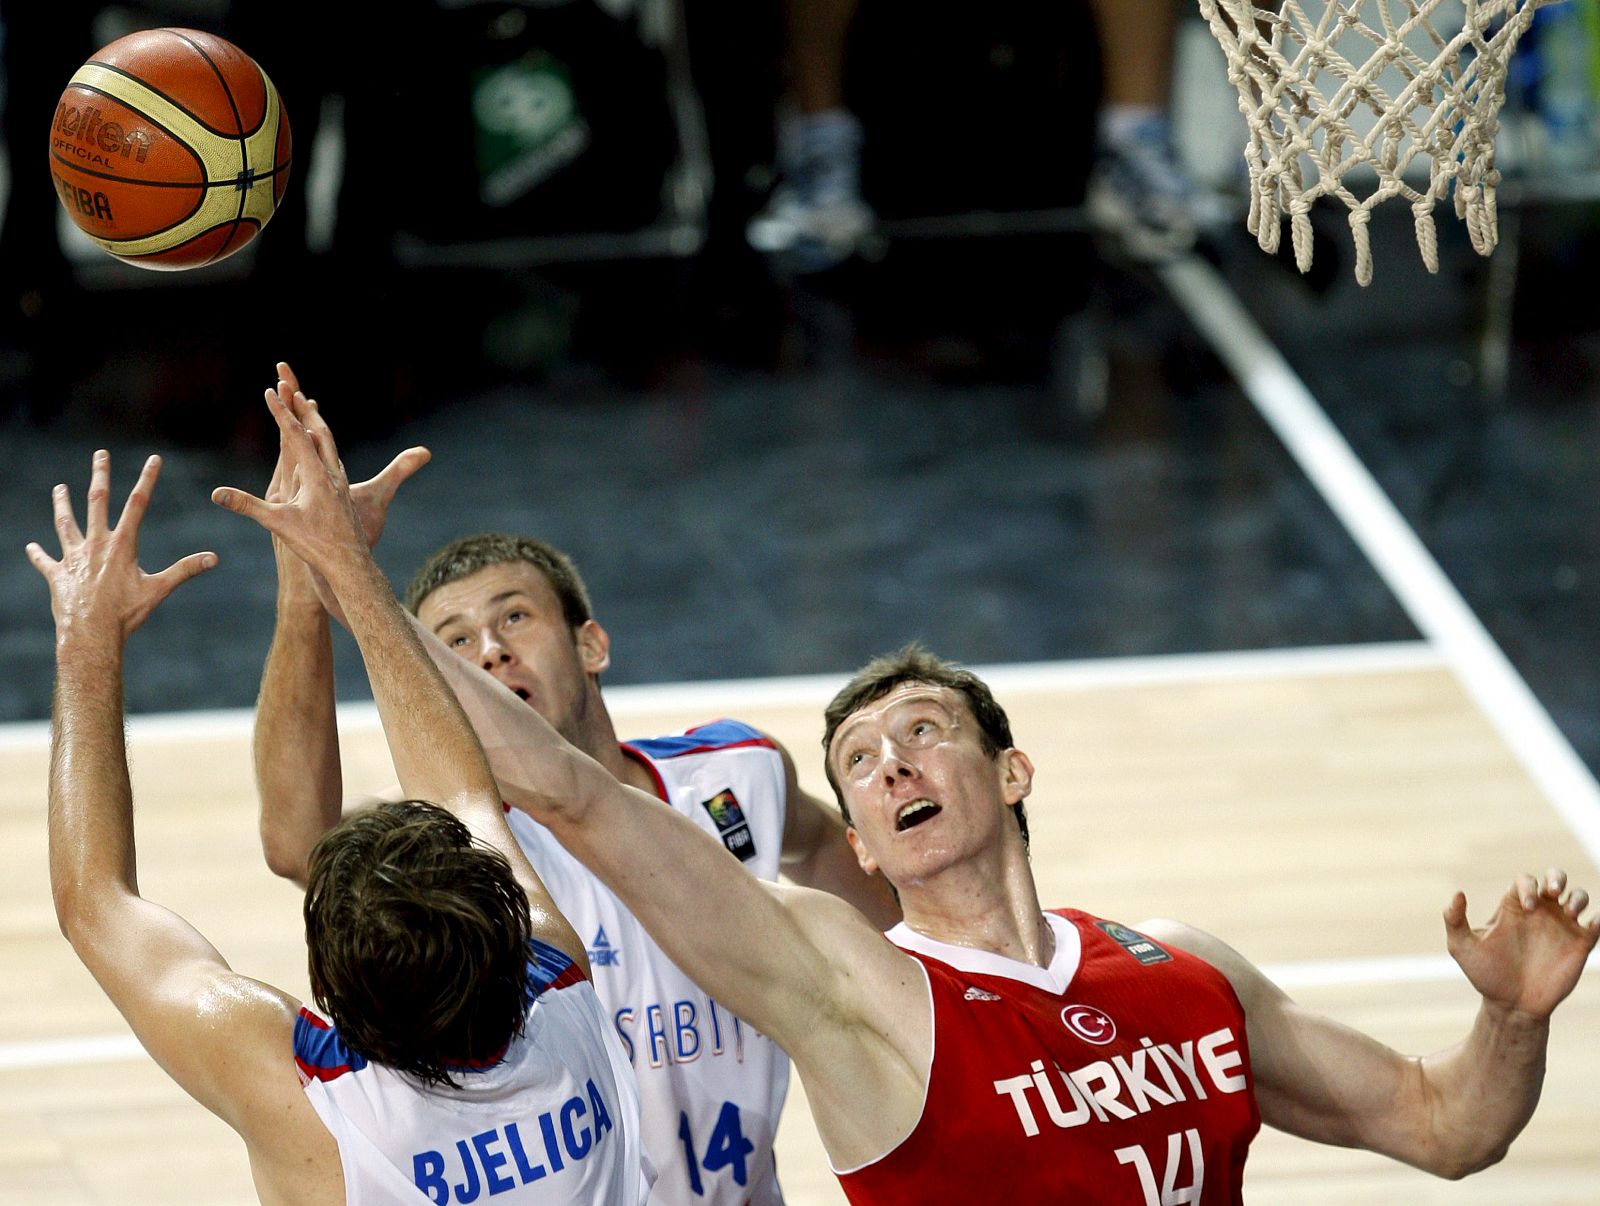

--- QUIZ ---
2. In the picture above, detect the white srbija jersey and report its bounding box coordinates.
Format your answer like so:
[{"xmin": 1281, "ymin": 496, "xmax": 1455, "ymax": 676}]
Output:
[
  {"xmin": 295, "ymin": 938, "xmax": 651, "ymax": 1205},
  {"xmin": 505, "ymin": 719, "xmax": 792, "ymax": 1206}
]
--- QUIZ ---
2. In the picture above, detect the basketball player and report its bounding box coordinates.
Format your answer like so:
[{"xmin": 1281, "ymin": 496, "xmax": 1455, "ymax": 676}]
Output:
[
  {"xmin": 403, "ymin": 621, "xmax": 1600, "ymax": 1200},
  {"xmin": 250, "ymin": 362, "xmax": 900, "ymax": 1205},
  {"xmin": 31, "ymin": 408, "xmax": 651, "ymax": 1202}
]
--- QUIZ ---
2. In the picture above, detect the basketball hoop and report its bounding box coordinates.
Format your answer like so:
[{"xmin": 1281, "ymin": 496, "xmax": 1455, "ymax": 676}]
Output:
[{"xmin": 1196, "ymin": 0, "xmax": 1555, "ymax": 285}]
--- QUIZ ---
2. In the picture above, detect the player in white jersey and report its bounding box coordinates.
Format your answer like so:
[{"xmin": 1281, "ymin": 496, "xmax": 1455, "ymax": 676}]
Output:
[
  {"xmin": 30, "ymin": 392, "xmax": 650, "ymax": 1203},
  {"xmin": 507, "ymin": 721, "xmax": 794, "ymax": 1202},
  {"xmin": 296, "ymin": 935, "xmax": 646, "ymax": 1205},
  {"xmin": 250, "ymin": 362, "xmax": 900, "ymax": 1205}
]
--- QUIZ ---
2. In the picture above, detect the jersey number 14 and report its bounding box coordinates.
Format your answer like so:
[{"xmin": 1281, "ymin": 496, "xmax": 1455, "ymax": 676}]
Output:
[
  {"xmin": 1115, "ymin": 1128, "xmax": 1205, "ymax": 1205},
  {"xmin": 677, "ymin": 1102, "xmax": 754, "ymax": 1195}
]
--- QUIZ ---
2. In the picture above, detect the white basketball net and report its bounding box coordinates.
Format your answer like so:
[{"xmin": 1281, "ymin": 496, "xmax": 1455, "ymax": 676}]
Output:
[{"xmin": 1196, "ymin": 0, "xmax": 1554, "ymax": 284}]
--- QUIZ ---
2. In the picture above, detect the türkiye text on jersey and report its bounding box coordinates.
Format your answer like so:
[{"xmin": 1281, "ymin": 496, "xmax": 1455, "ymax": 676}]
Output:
[{"xmin": 993, "ymin": 1025, "xmax": 1247, "ymax": 1135}]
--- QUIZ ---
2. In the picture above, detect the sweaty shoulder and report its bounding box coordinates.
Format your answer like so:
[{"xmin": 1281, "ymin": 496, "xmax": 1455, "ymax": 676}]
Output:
[{"xmin": 1134, "ymin": 917, "xmax": 1277, "ymax": 1005}]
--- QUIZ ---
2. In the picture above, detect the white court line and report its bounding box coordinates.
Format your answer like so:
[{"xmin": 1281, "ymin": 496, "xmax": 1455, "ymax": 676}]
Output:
[
  {"xmin": 1158, "ymin": 255, "xmax": 1600, "ymax": 873},
  {"xmin": 4, "ymin": 948, "xmax": 1594, "ymax": 1073},
  {"xmin": 1265, "ymin": 948, "xmax": 1600, "ymax": 991},
  {"xmin": 0, "ymin": 641, "xmax": 1442, "ymax": 752}
]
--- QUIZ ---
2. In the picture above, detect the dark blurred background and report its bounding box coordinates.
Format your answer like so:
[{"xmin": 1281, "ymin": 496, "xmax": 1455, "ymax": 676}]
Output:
[{"xmin": 3, "ymin": 0, "xmax": 1600, "ymax": 787}]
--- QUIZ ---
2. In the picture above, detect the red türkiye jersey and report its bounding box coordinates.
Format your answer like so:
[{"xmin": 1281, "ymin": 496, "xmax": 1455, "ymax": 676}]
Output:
[{"xmin": 836, "ymin": 909, "xmax": 1260, "ymax": 1204}]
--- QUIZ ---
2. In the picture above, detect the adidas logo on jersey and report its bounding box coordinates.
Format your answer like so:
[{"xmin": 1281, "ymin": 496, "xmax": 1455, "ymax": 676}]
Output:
[
  {"xmin": 589, "ymin": 926, "xmax": 620, "ymax": 968},
  {"xmin": 964, "ymin": 986, "xmax": 1001, "ymax": 1002}
]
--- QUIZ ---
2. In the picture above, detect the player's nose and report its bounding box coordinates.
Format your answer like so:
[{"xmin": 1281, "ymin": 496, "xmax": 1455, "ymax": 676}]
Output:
[
  {"xmin": 881, "ymin": 751, "xmax": 917, "ymax": 785},
  {"xmin": 478, "ymin": 630, "xmax": 514, "ymax": 669}
]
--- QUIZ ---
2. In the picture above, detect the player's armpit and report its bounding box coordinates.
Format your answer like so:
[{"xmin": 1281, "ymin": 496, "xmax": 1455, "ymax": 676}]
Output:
[
  {"xmin": 1141, "ymin": 917, "xmax": 1517, "ymax": 1177},
  {"xmin": 755, "ymin": 882, "xmax": 934, "ymax": 1170},
  {"xmin": 1139, "ymin": 919, "xmax": 1421, "ymax": 1154}
]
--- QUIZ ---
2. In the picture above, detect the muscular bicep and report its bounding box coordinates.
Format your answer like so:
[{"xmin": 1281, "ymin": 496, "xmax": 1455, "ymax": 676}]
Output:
[
  {"xmin": 1142, "ymin": 919, "xmax": 1426, "ymax": 1157},
  {"xmin": 66, "ymin": 892, "xmax": 303, "ymax": 1134}
]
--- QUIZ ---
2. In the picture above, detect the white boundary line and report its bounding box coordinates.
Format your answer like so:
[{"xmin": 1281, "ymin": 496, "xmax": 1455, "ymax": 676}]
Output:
[
  {"xmin": 0, "ymin": 641, "xmax": 1443, "ymax": 752},
  {"xmin": 1157, "ymin": 255, "xmax": 1600, "ymax": 871},
  {"xmin": 5, "ymin": 949, "xmax": 1593, "ymax": 1073}
]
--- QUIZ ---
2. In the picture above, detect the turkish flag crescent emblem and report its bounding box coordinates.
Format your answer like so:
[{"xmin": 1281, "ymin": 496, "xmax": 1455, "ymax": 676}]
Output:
[{"xmin": 1060, "ymin": 1004, "xmax": 1117, "ymax": 1045}]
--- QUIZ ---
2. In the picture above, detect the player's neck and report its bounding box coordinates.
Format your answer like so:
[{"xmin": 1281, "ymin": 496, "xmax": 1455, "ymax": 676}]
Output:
[
  {"xmin": 899, "ymin": 849, "xmax": 1052, "ymax": 967},
  {"xmin": 564, "ymin": 687, "xmax": 661, "ymax": 799}
]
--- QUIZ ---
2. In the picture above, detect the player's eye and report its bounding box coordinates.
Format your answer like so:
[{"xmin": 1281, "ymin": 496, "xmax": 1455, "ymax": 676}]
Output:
[{"xmin": 504, "ymin": 609, "xmax": 527, "ymax": 625}]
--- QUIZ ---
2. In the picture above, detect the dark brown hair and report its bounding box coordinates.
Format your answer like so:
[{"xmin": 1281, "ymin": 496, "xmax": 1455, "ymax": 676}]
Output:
[
  {"xmin": 821, "ymin": 644, "xmax": 1028, "ymax": 849},
  {"xmin": 304, "ymin": 800, "xmax": 533, "ymax": 1087},
  {"xmin": 404, "ymin": 532, "xmax": 593, "ymax": 627}
]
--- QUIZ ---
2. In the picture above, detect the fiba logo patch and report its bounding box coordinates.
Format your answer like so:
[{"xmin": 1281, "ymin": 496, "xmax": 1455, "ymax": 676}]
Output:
[
  {"xmin": 700, "ymin": 788, "xmax": 757, "ymax": 862},
  {"xmin": 1095, "ymin": 919, "xmax": 1173, "ymax": 965},
  {"xmin": 1060, "ymin": 1004, "xmax": 1117, "ymax": 1045}
]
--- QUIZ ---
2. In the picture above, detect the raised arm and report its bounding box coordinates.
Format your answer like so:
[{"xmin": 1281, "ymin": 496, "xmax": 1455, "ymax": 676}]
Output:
[
  {"xmin": 772, "ymin": 740, "xmax": 901, "ymax": 930},
  {"xmin": 213, "ymin": 384, "xmax": 583, "ymax": 966},
  {"xmin": 253, "ymin": 440, "xmax": 344, "ymax": 884},
  {"xmin": 251, "ymin": 362, "xmax": 429, "ymax": 885},
  {"xmin": 27, "ymin": 452, "xmax": 314, "ymax": 1147},
  {"xmin": 411, "ymin": 616, "xmax": 932, "ymax": 1168},
  {"xmin": 1148, "ymin": 873, "xmax": 1597, "ymax": 1178}
]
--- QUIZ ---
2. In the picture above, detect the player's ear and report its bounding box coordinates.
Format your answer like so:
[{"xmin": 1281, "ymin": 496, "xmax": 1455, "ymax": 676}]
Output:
[
  {"xmin": 999, "ymin": 748, "xmax": 1034, "ymax": 804},
  {"xmin": 846, "ymin": 826, "xmax": 879, "ymax": 877},
  {"xmin": 574, "ymin": 620, "xmax": 611, "ymax": 675}
]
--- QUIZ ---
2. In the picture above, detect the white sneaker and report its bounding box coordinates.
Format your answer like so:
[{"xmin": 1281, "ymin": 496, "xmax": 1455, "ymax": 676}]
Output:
[
  {"xmin": 747, "ymin": 110, "xmax": 875, "ymax": 272},
  {"xmin": 1086, "ymin": 115, "xmax": 1200, "ymax": 262}
]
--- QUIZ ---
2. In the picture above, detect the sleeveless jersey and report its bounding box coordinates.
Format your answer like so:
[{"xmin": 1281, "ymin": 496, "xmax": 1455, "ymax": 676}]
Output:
[
  {"xmin": 504, "ymin": 719, "xmax": 792, "ymax": 1206},
  {"xmin": 837, "ymin": 909, "xmax": 1260, "ymax": 1204},
  {"xmin": 295, "ymin": 937, "xmax": 651, "ymax": 1206}
]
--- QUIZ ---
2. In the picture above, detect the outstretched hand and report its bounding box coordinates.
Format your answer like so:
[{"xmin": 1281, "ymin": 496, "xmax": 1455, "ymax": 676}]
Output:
[
  {"xmin": 26, "ymin": 450, "xmax": 217, "ymax": 645},
  {"xmin": 1445, "ymin": 867, "xmax": 1599, "ymax": 1022},
  {"xmin": 212, "ymin": 381, "xmax": 372, "ymax": 583},
  {"xmin": 268, "ymin": 363, "xmax": 430, "ymax": 548},
  {"xmin": 260, "ymin": 363, "xmax": 429, "ymax": 621}
]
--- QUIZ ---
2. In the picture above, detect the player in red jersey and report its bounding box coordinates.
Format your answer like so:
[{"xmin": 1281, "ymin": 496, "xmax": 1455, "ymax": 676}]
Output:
[{"xmin": 289, "ymin": 525, "xmax": 1594, "ymax": 1204}]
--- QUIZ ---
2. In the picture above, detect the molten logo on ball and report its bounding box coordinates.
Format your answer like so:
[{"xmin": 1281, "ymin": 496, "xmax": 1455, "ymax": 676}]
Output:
[
  {"xmin": 52, "ymin": 103, "xmax": 155, "ymax": 171},
  {"xmin": 48, "ymin": 27, "xmax": 291, "ymax": 271}
]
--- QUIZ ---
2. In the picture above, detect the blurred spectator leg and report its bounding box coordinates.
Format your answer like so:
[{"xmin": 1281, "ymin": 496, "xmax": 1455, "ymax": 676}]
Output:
[
  {"xmin": 746, "ymin": 0, "xmax": 873, "ymax": 271},
  {"xmin": 1083, "ymin": 0, "xmax": 1203, "ymax": 261}
]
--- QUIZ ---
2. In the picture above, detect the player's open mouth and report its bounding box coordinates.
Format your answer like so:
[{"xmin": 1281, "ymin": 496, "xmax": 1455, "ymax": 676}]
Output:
[
  {"xmin": 512, "ymin": 688, "xmax": 531, "ymax": 701},
  {"xmin": 895, "ymin": 800, "xmax": 941, "ymax": 832}
]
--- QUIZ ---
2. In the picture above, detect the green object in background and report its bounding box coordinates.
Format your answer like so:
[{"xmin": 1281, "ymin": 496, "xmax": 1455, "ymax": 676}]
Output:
[
  {"xmin": 1586, "ymin": 0, "xmax": 1600, "ymax": 94},
  {"xmin": 471, "ymin": 51, "xmax": 591, "ymax": 208}
]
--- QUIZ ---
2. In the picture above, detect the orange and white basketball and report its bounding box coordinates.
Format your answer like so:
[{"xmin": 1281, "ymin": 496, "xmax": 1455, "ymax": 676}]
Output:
[{"xmin": 49, "ymin": 27, "xmax": 291, "ymax": 270}]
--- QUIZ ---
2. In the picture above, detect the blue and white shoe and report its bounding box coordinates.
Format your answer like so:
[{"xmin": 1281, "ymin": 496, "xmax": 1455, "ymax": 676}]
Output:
[
  {"xmin": 1086, "ymin": 115, "xmax": 1201, "ymax": 262},
  {"xmin": 747, "ymin": 110, "xmax": 875, "ymax": 273}
]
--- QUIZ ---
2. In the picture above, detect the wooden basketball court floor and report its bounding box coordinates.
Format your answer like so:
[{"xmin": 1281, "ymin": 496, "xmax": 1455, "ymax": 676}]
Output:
[
  {"xmin": 2, "ymin": 640, "xmax": 1597, "ymax": 1204},
  {"xmin": 5, "ymin": 228, "xmax": 1599, "ymax": 1201}
]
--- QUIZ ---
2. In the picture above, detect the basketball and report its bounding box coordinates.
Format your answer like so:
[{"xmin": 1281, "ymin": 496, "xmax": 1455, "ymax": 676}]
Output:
[{"xmin": 49, "ymin": 27, "xmax": 291, "ymax": 271}]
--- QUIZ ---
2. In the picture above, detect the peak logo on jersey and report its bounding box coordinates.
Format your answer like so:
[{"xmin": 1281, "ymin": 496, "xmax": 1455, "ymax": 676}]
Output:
[
  {"xmin": 589, "ymin": 926, "xmax": 620, "ymax": 968},
  {"xmin": 700, "ymin": 788, "xmax": 757, "ymax": 862},
  {"xmin": 964, "ymin": 986, "xmax": 1002, "ymax": 1002},
  {"xmin": 1061, "ymin": 1004, "xmax": 1117, "ymax": 1045},
  {"xmin": 1096, "ymin": 920, "xmax": 1173, "ymax": 966}
]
